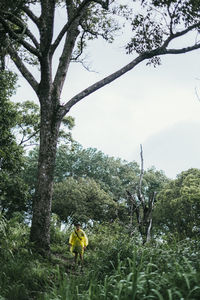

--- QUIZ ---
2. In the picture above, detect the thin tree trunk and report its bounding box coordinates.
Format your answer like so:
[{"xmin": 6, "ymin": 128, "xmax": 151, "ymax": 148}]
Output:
[
  {"xmin": 135, "ymin": 145, "xmax": 155, "ymax": 244},
  {"xmin": 146, "ymin": 218, "xmax": 152, "ymax": 243}
]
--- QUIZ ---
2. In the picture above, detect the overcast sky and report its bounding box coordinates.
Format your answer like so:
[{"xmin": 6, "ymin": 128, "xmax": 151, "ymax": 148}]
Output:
[
  {"xmin": 69, "ymin": 43, "xmax": 200, "ymax": 179},
  {"xmin": 12, "ymin": 5, "xmax": 200, "ymax": 180}
]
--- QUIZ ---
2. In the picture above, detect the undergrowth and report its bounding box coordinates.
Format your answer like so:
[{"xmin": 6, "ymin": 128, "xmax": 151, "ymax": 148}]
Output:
[{"xmin": 1, "ymin": 215, "xmax": 200, "ymax": 300}]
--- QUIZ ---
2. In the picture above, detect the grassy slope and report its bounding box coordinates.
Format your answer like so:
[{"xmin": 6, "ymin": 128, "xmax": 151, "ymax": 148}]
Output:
[{"xmin": 0, "ymin": 217, "xmax": 200, "ymax": 300}]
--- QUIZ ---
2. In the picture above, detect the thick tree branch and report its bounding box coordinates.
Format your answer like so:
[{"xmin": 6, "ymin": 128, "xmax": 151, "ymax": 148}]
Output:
[
  {"xmin": 22, "ymin": 6, "xmax": 40, "ymax": 28},
  {"xmin": 51, "ymin": 0, "xmax": 93, "ymax": 55},
  {"xmin": 22, "ymin": 27, "xmax": 40, "ymax": 52},
  {"xmin": 50, "ymin": 22, "xmax": 75, "ymax": 56},
  {"xmin": 52, "ymin": 1, "xmax": 103, "ymax": 96},
  {"xmin": 8, "ymin": 45, "xmax": 39, "ymax": 93},
  {"xmin": 62, "ymin": 53, "xmax": 148, "ymax": 115},
  {"xmin": 39, "ymin": 0, "xmax": 55, "ymax": 55},
  {"xmin": 52, "ymin": 23, "xmax": 80, "ymax": 98},
  {"xmin": 61, "ymin": 38, "xmax": 200, "ymax": 117}
]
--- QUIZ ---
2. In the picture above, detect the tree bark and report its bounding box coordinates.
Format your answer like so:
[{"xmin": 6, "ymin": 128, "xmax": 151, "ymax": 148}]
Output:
[{"xmin": 30, "ymin": 96, "xmax": 61, "ymax": 253}]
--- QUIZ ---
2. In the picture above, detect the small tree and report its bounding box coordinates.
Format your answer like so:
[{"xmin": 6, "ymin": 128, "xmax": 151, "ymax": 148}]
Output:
[{"xmin": 1, "ymin": 0, "xmax": 200, "ymax": 253}]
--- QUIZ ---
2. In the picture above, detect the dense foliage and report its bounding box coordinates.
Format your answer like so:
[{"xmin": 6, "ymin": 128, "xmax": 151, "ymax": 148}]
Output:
[
  {"xmin": 0, "ymin": 215, "xmax": 200, "ymax": 300},
  {"xmin": 0, "ymin": 71, "xmax": 29, "ymax": 218},
  {"xmin": 154, "ymin": 168, "xmax": 200, "ymax": 238},
  {"xmin": 52, "ymin": 177, "xmax": 117, "ymax": 224},
  {"xmin": 23, "ymin": 144, "xmax": 169, "ymax": 228},
  {"xmin": 0, "ymin": 71, "xmax": 22, "ymax": 172}
]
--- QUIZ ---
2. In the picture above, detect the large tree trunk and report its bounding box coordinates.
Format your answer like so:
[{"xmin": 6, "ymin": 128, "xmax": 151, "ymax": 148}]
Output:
[
  {"xmin": 30, "ymin": 98, "xmax": 61, "ymax": 254},
  {"xmin": 28, "ymin": 1, "xmax": 79, "ymax": 253}
]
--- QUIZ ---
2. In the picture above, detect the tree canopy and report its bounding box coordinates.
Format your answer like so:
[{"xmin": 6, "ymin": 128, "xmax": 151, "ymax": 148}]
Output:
[
  {"xmin": 54, "ymin": 143, "xmax": 140, "ymax": 199},
  {"xmin": 52, "ymin": 176, "xmax": 117, "ymax": 224}
]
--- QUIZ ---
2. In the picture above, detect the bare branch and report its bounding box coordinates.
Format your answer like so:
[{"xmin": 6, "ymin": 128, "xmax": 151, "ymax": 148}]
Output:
[
  {"xmin": 23, "ymin": 142, "xmax": 39, "ymax": 148},
  {"xmin": 146, "ymin": 218, "xmax": 152, "ymax": 243},
  {"xmin": 139, "ymin": 145, "xmax": 144, "ymax": 192},
  {"xmin": 71, "ymin": 31, "xmax": 86, "ymax": 61},
  {"xmin": 50, "ymin": 24, "xmax": 69, "ymax": 55},
  {"xmin": 62, "ymin": 53, "xmax": 147, "ymax": 115},
  {"xmin": 19, "ymin": 129, "xmax": 40, "ymax": 146},
  {"xmin": 22, "ymin": 27, "xmax": 40, "ymax": 52},
  {"xmin": 17, "ymin": 123, "xmax": 26, "ymax": 145},
  {"xmin": 51, "ymin": 0, "xmax": 92, "ymax": 55},
  {"xmin": 51, "ymin": 0, "xmax": 110, "ymax": 56},
  {"xmin": 71, "ymin": 57, "xmax": 99, "ymax": 73},
  {"xmin": 60, "ymin": 32, "xmax": 200, "ymax": 117},
  {"xmin": 167, "ymin": 2, "xmax": 173, "ymax": 35},
  {"xmin": 165, "ymin": 43, "xmax": 200, "ymax": 54},
  {"xmin": 22, "ymin": 5, "xmax": 40, "ymax": 28},
  {"xmin": 162, "ymin": 20, "xmax": 200, "ymax": 49}
]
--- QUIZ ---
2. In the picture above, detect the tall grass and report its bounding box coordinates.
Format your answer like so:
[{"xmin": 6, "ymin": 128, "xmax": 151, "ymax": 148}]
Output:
[
  {"xmin": 42, "ymin": 224, "xmax": 200, "ymax": 300},
  {"xmin": 0, "ymin": 214, "xmax": 68, "ymax": 300},
  {"xmin": 1, "ymin": 216, "xmax": 200, "ymax": 300},
  {"xmin": 42, "ymin": 243, "xmax": 200, "ymax": 300}
]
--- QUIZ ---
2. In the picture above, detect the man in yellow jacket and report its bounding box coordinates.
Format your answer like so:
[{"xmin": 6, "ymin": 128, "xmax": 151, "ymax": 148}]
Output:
[{"xmin": 69, "ymin": 223, "xmax": 88, "ymax": 266}]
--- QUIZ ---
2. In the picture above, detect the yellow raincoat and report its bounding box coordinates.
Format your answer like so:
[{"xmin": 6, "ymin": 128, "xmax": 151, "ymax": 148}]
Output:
[{"xmin": 69, "ymin": 229, "xmax": 88, "ymax": 255}]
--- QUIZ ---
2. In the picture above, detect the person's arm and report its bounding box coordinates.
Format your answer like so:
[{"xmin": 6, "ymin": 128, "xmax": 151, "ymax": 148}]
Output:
[
  {"xmin": 69, "ymin": 232, "xmax": 74, "ymax": 246},
  {"xmin": 83, "ymin": 232, "xmax": 88, "ymax": 248}
]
